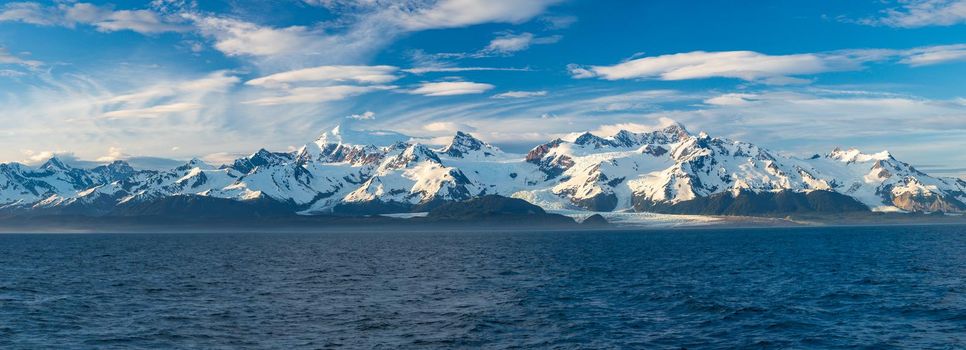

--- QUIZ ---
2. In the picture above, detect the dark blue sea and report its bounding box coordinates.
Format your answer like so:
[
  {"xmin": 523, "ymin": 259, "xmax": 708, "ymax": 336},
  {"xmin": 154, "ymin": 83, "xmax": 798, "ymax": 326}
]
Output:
[{"xmin": 1, "ymin": 225, "xmax": 964, "ymax": 349}]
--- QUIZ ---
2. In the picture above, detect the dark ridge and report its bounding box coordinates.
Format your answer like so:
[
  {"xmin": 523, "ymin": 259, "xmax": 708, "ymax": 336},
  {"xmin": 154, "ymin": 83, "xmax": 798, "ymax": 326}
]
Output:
[
  {"xmin": 581, "ymin": 214, "xmax": 609, "ymax": 226},
  {"xmin": 634, "ymin": 190, "xmax": 869, "ymax": 216},
  {"xmin": 331, "ymin": 197, "xmax": 451, "ymax": 215},
  {"xmin": 423, "ymin": 195, "xmax": 575, "ymax": 226},
  {"xmin": 110, "ymin": 195, "xmax": 298, "ymax": 218}
]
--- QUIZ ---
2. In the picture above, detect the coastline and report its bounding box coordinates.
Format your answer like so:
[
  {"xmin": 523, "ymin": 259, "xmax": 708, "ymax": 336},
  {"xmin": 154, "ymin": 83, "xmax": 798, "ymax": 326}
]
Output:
[{"xmin": 1, "ymin": 211, "xmax": 962, "ymax": 234}]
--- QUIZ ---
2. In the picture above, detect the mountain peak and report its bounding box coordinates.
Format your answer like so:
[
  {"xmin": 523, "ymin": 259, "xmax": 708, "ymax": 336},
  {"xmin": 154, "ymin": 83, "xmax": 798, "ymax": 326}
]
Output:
[
  {"xmin": 608, "ymin": 121, "xmax": 691, "ymax": 147},
  {"xmin": 251, "ymin": 148, "xmax": 272, "ymax": 158},
  {"xmin": 106, "ymin": 159, "xmax": 131, "ymax": 167},
  {"xmin": 41, "ymin": 157, "xmax": 69, "ymax": 170},
  {"xmin": 185, "ymin": 157, "xmax": 212, "ymax": 169},
  {"xmin": 826, "ymin": 148, "xmax": 893, "ymax": 163},
  {"xmin": 440, "ymin": 131, "xmax": 500, "ymax": 158},
  {"xmin": 382, "ymin": 143, "xmax": 442, "ymax": 169},
  {"xmin": 99, "ymin": 160, "xmax": 135, "ymax": 173},
  {"xmin": 573, "ymin": 132, "xmax": 613, "ymax": 148},
  {"xmin": 660, "ymin": 121, "xmax": 691, "ymax": 139}
]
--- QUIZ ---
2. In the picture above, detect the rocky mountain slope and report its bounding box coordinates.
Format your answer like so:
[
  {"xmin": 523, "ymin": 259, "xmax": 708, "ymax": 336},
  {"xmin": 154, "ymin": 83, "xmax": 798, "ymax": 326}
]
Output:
[{"xmin": 1, "ymin": 121, "xmax": 963, "ymax": 218}]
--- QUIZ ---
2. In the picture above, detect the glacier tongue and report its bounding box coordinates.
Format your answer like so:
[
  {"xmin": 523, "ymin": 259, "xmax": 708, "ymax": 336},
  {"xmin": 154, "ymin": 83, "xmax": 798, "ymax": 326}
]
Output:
[{"xmin": 2, "ymin": 121, "xmax": 964, "ymax": 216}]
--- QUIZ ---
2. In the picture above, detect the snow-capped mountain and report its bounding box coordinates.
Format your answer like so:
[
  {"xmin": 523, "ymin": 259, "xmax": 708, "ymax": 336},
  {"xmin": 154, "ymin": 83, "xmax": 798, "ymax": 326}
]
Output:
[{"xmin": 1, "ymin": 121, "xmax": 963, "ymax": 218}]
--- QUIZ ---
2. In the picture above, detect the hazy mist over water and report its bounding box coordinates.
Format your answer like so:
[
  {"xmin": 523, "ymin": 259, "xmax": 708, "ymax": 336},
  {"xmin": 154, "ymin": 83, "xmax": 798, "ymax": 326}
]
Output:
[{"xmin": 1, "ymin": 225, "xmax": 964, "ymax": 348}]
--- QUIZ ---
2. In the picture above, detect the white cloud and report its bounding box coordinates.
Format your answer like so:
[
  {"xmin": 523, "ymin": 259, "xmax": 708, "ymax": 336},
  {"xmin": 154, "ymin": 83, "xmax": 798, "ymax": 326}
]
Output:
[
  {"xmin": 492, "ymin": 90, "xmax": 548, "ymax": 99},
  {"xmin": 422, "ymin": 32, "xmax": 562, "ymax": 60},
  {"xmin": 482, "ymin": 32, "xmax": 561, "ymax": 55},
  {"xmin": 2, "ymin": 0, "xmax": 563, "ymax": 72},
  {"xmin": 243, "ymin": 85, "xmax": 395, "ymax": 106},
  {"xmin": 0, "ymin": 2, "xmax": 57, "ymax": 26},
  {"xmin": 484, "ymin": 33, "xmax": 534, "ymax": 54},
  {"xmin": 571, "ymin": 51, "xmax": 857, "ymax": 82},
  {"xmin": 0, "ymin": 69, "xmax": 27, "ymax": 77},
  {"xmin": 87, "ymin": 8, "xmax": 189, "ymax": 34},
  {"xmin": 185, "ymin": 13, "xmax": 399, "ymax": 69},
  {"xmin": 541, "ymin": 15, "xmax": 577, "ymax": 29},
  {"xmin": 409, "ymin": 81, "xmax": 494, "ymax": 96},
  {"xmin": 180, "ymin": 0, "xmax": 561, "ymax": 69},
  {"xmin": 0, "ymin": 47, "xmax": 41, "ymax": 68},
  {"xmin": 0, "ymin": 68, "xmax": 305, "ymax": 165},
  {"xmin": 899, "ymin": 44, "xmax": 966, "ymax": 66},
  {"xmin": 393, "ymin": 0, "xmax": 562, "ymax": 31},
  {"xmin": 403, "ymin": 66, "xmax": 531, "ymax": 74},
  {"xmin": 572, "ymin": 45, "xmax": 966, "ymax": 83},
  {"xmin": 200, "ymin": 152, "xmax": 247, "ymax": 166},
  {"xmin": 859, "ymin": 0, "xmax": 966, "ymax": 28},
  {"xmin": 0, "ymin": 2, "xmax": 189, "ymax": 34},
  {"xmin": 246, "ymin": 65, "xmax": 400, "ymax": 87},
  {"xmin": 21, "ymin": 150, "xmax": 77, "ymax": 166},
  {"xmin": 423, "ymin": 121, "xmax": 477, "ymax": 133},
  {"xmin": 347, "ymin": 111, "xmax": 376, "ymax": 120},
  {"xmin": 704, "ymin": 93, "xmax": 758, "ymax": 106},
  {"xmin": 95, "ymin": 146, "xmax": 126, "ymax": 162},
  {"xmin": 188, "ymin": 16, "xmax": 316, "ymax": 57},
  {"xmin": 20, "ymin": 148, "xmax": 183, "ymax": 169},
  {"xmin": 105, "ymin": 70, "xmax": 239, "ymax": 105},
  {"xmin": 244, "ymin": 66, "xmax": 398, "ymax": 106}
]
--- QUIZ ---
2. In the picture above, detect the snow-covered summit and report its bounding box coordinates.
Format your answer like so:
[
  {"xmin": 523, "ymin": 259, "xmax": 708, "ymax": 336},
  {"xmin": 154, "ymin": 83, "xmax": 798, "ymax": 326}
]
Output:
[
  {"xmin": 439, "ymin": 131, "xmax": 502, "ymax": 159},
  {"xmin": 41, "ymin": 157, "xmax": 71, "ymax": 171},
  {"xmin": 827, "ymin": 147, "xmax": 894, "ymax": 163}
]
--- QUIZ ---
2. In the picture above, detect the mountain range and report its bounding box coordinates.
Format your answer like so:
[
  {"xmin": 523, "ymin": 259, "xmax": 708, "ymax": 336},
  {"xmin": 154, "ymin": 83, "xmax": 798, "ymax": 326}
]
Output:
[{"xmin": 1, "ymin": 121, "xmax": 964, "ymax": 221}]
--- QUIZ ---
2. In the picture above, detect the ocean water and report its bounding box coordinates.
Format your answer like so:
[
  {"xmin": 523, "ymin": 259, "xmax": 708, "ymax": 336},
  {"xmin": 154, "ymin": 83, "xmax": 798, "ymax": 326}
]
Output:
[{"xmin": 1, "ymin": 225, "xmax": 964, "ymax": 349}]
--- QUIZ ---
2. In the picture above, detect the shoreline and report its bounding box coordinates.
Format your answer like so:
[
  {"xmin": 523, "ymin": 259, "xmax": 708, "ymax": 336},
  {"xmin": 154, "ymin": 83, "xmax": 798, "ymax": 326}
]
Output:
[{"xmin": 0, "ymin": 213, "xmax": 962, "ymax": 234}]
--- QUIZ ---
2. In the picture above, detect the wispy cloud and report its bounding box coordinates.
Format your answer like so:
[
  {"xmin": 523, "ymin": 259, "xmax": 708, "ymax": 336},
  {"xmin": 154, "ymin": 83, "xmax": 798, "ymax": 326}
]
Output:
[
  {"xmin": 244, "ymin": 85, "xmax": 395, "ymax": 106},
  {"xmin": 0, "ymin": 47, "xmax": 42, "ymax": 68},
  {"xmin": 899, "ymin": 44, "xmax": 966, "ymax": 66},
  {"xmin": 104, "ymin": 70, "xmax": 239, "ymax": 106},
  {"xmin": 482, "ymin": 32, "xmax": 561, "ymax": 55},
  {"xmin": 857, "ymin": 0, "xmax": 966, "ymax": 28},
  {"xmin": 703, "ymin": 93, "xmax": 758, "ymax": 106},
  {"xmin": 185, "ymin": 0, "xmax": 562, "ymax": 70},
  {"xmin": 244, "ymin": 65, "xmax": 400, "ymax": 105},
  {"xmin": 571, "ymin": 45, "xmax": 966, "ymax": 83},
  {"xmin": 569, "ymin": 50, "xmax": 863, "ymax": 83},
  {"xmin": 492, "ymin": 90, "xmax": 548, "ymax": 99},
  {"xmin": 184, "ymin": 14, "xmax": 396, "ymax": 69},
  {"xmin": 391, "ymin": 0, "xmax": 563, "ymax": 31},
  {"xmin": 347, "ymin": 111, "xmax": 376, "ymax": 120},
  {"xmin": 0, "ymin": 2, "xmax": 189, "ymax": 34},
  {"xmin": 408, "ymin": 81, "xmax": 495, "ymax": 96},
  {"xmin": 102, "ymin": 102, "xmax": 203, "ymax": 119},
  {"xmin": 403, "ymin": 66, "xmax": 531, "ymax": 74},
  {"xmin": 416, "ymin": 31, "xmax": 562, "ymax": 62},
  {"xmin": 540, "ymin": 15, "xmax": 577, "ymax": 29},
  {"xmin": 423, "ymin": 121, "xmax": 477, "ymax": 133},
  {"xmin": 246, "ymin": 65, "xmax": 400, "ymax": 87}
]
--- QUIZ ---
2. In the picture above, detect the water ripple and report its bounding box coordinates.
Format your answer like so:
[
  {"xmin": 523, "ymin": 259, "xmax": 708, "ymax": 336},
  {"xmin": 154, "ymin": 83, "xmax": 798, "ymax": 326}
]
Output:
[{"xmin": 0, "ymin": 225, "xmax": 964, "ymax": 348}]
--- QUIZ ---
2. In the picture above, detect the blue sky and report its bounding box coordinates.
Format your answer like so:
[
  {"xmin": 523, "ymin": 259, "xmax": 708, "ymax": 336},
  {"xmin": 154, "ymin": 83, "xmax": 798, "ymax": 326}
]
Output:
[{"xmin": 0, "ymin": 0, "xmax": 964, "ymax": 176}]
